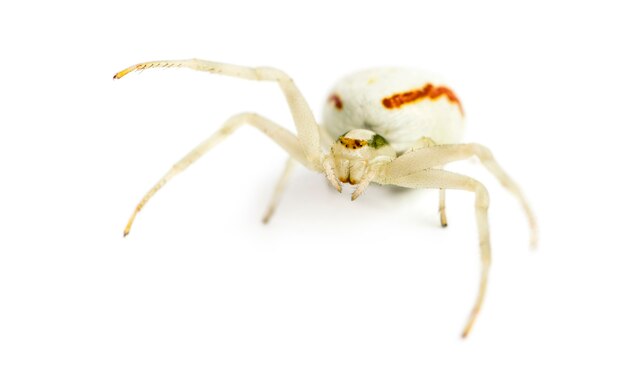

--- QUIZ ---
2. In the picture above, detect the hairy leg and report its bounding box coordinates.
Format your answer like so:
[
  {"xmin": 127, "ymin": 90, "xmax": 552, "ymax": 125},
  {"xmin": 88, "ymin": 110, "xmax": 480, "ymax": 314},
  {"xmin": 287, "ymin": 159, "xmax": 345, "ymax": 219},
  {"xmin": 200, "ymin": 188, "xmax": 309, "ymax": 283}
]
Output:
[
  {"xmin": 407, "ymin": 137, "xmax": 449, "ymax": 228},
  {"xmin": 262, "ymin": 157, "xmax": 297, "ymax": 224},
  {"xmin": 114, "ymin": 59, "xmax": 323, "ymax": 167},
  {"xmin": 377, "ymin": 168, "xmax": 491, "ymax": 338},
  {"xmin": 386, "ymin": 143, "xmax": 537, "ymax": 247},
  {"xmin": 439, "ymin": 189, "xmax": 448, "ymax": 227},
  {"xmin": 124, "ymin": 113, "xmax": 307, "ymax": 236}
]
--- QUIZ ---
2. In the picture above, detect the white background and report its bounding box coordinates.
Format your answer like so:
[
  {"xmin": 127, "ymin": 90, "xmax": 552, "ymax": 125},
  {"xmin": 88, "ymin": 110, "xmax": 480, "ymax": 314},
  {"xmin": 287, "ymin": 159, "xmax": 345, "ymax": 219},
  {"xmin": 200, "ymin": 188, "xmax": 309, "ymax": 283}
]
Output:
[{"xmin": 1, "ymin": 1, "xmax": 625, "ymax": 371}]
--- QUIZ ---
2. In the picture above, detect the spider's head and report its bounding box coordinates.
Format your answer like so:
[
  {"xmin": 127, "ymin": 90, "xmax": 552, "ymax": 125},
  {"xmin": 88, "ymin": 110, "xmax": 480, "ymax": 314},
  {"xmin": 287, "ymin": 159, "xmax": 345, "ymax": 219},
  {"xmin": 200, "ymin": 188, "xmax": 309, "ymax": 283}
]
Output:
[{"xmin": 325, "ymin": 129, "xmax": 396, "ymax": 199}]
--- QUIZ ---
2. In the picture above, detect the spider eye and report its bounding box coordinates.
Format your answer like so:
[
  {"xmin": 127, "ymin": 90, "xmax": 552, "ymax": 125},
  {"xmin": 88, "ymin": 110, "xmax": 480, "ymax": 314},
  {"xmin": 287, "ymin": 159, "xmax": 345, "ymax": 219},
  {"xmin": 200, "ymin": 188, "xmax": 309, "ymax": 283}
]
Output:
[{"xmin": 338, "ymin": 137, "xmax": 366, "ymax": 149}]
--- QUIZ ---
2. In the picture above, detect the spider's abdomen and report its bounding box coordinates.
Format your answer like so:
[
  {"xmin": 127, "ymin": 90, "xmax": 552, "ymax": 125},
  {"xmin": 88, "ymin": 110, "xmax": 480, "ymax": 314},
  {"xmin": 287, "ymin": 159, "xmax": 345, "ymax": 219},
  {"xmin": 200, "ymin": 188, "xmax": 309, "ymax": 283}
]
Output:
[{"xmin": 322, "ymin": 68, "xmax": 465, "ymax": 154}]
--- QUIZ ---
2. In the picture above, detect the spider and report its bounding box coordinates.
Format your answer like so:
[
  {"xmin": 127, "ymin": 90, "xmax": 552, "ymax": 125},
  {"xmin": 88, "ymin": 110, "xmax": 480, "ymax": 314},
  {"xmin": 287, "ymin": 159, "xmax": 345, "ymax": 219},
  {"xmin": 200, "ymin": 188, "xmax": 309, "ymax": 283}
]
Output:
[{"xmin": 113, "ymin": 59, "xmax": 537, "ymax": 338}]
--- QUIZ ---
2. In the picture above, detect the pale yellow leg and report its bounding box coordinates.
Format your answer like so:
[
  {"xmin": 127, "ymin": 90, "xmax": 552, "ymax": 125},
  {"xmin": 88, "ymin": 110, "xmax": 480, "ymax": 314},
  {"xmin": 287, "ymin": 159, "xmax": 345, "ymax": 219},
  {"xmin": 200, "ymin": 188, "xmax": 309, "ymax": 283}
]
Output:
[
  {"xmin": 439, "ymin": 189, "xmax": 448, "ymax": 227},
  {"xmin": 262, "ymin": 158, "xmax": 297, "ymax": 224},
  {"xmin": 377, "ymin": 168, "xmax": 491, "ymax": 338},
  {"xmin": 384, "ymin": 143, "xmax": 537, "ymax": 248},
  {"xmin": 114, "ymin": 59, "xmax": 322, "ymax": 166},
  {"xmin": 407, "ymin": 137, "xmax": 448, "ymax": 228},
  {"xmin": 123, "ymin": 113, "xmax": 306, "ymax": 237}
]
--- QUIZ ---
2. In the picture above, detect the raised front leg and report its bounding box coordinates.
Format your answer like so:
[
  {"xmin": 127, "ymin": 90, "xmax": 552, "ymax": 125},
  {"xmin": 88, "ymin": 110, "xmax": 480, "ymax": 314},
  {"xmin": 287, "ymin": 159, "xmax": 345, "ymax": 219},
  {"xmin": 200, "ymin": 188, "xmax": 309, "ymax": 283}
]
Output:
[{"xmin": 114, "ymin": 59, "xmax": 323, "ymax": 167}]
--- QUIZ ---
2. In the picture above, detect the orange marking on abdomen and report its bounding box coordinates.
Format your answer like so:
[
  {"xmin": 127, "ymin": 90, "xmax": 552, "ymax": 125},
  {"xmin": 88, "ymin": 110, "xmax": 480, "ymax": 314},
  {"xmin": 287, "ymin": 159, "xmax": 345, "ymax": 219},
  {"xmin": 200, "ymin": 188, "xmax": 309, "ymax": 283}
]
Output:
[
  {"xmin": 328, "ymin": 93, "xmax": 343, "ymax": 110},
  {"xmin": 382, "ymin": 84, "xmax": 463, "ymax": 114}
]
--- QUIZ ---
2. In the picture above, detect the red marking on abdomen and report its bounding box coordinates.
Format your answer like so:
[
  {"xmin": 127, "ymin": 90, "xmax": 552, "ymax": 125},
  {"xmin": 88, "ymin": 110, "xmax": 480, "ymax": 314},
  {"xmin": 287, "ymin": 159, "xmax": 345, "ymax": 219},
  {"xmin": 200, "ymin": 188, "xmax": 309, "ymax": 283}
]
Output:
[
  {"xmin": 382, "ymin": 84, "xmax": 463, "ymax": 114},
  {"xmin": 328, "ymin": 93, "xmax": 343, "ymax": 110}
]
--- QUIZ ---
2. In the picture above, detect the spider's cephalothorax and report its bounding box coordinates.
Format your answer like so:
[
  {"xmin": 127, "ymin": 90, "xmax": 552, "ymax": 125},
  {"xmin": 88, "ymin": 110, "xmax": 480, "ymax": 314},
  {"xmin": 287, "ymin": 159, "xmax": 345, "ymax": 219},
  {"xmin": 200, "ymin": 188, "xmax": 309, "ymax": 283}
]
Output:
[
  {"xmin": 114, "ymin": 59, "xmax": 538, "ymax": 338},
  {"xmin": 328, "ymin": 129, "xmax": 396, "ymax": 189}
]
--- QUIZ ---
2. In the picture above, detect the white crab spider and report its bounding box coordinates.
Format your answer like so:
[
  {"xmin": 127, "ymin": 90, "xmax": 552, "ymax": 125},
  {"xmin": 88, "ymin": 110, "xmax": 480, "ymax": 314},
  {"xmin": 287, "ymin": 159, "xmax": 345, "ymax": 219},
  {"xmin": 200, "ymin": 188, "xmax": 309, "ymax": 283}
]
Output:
[{"xmin": 114, "ymin": 59, "xmax": 537, "ymax": 338}]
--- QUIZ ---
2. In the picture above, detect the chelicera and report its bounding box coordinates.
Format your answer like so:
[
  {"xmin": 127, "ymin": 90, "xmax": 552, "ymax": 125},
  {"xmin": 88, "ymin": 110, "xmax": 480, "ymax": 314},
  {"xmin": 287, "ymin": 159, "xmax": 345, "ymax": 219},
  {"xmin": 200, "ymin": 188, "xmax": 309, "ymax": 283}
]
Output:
[{"xmin": 114, "ymin": 59, "xmax": 537, "ymax": 338}]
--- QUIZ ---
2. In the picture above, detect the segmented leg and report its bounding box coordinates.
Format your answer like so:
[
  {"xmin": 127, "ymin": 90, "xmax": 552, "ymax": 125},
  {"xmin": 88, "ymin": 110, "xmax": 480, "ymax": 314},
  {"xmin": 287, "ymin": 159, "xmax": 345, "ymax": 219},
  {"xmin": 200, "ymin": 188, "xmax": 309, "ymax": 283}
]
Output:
[
  {"xmin": 439, "ymin": 189, "xmax": 448, "ymax": 227},
  {"xmin": 262, "ymin": 157, "xmax": 297, "ymax": 224},
  {"xmin": 124, "ymin": 113, "xmax": 306, "ymax": 236},
  {"xmin": 376, "ymin": 168, "xmax": 491, "ymax": 338},
  {"xmin": 385, "ymin": 143, "xmax": 537, "ymax": 248},
  {"xmin": 114, "ymin": 59, "xmax": 323, "ymax": 167},
  {"xmin": 407, "ymin": 137, "xmax": 449, "ymax": 228}
]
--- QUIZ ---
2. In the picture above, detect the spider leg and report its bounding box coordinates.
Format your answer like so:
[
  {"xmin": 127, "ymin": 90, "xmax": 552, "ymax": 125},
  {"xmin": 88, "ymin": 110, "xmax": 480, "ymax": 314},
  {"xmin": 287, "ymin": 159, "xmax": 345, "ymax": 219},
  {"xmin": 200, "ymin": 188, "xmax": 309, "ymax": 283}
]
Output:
[
  {"xmin": 376, "ymin": 168, "xmax": 490, "ymax": 338},
  {"xmin": 123, "ymin": 113, "xmax": 307, "ymax": 237},
  {"xmin": 407, "ymin": 137, "xmax": 449, "ymax": 228},
  {"xmin": 114, "ymin": 59, "xmax": 323, "ymax": 167},
  {"xmin": 262, "ymin": 157, "xmax": 297, "ymax": 224},
  {"xmin": 386, "ymin": 143, "xmax": 537, "ymax": 248},
  {"xmin": 439, "ymin": 189, "xmax": 448, "ymax": 227}
]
